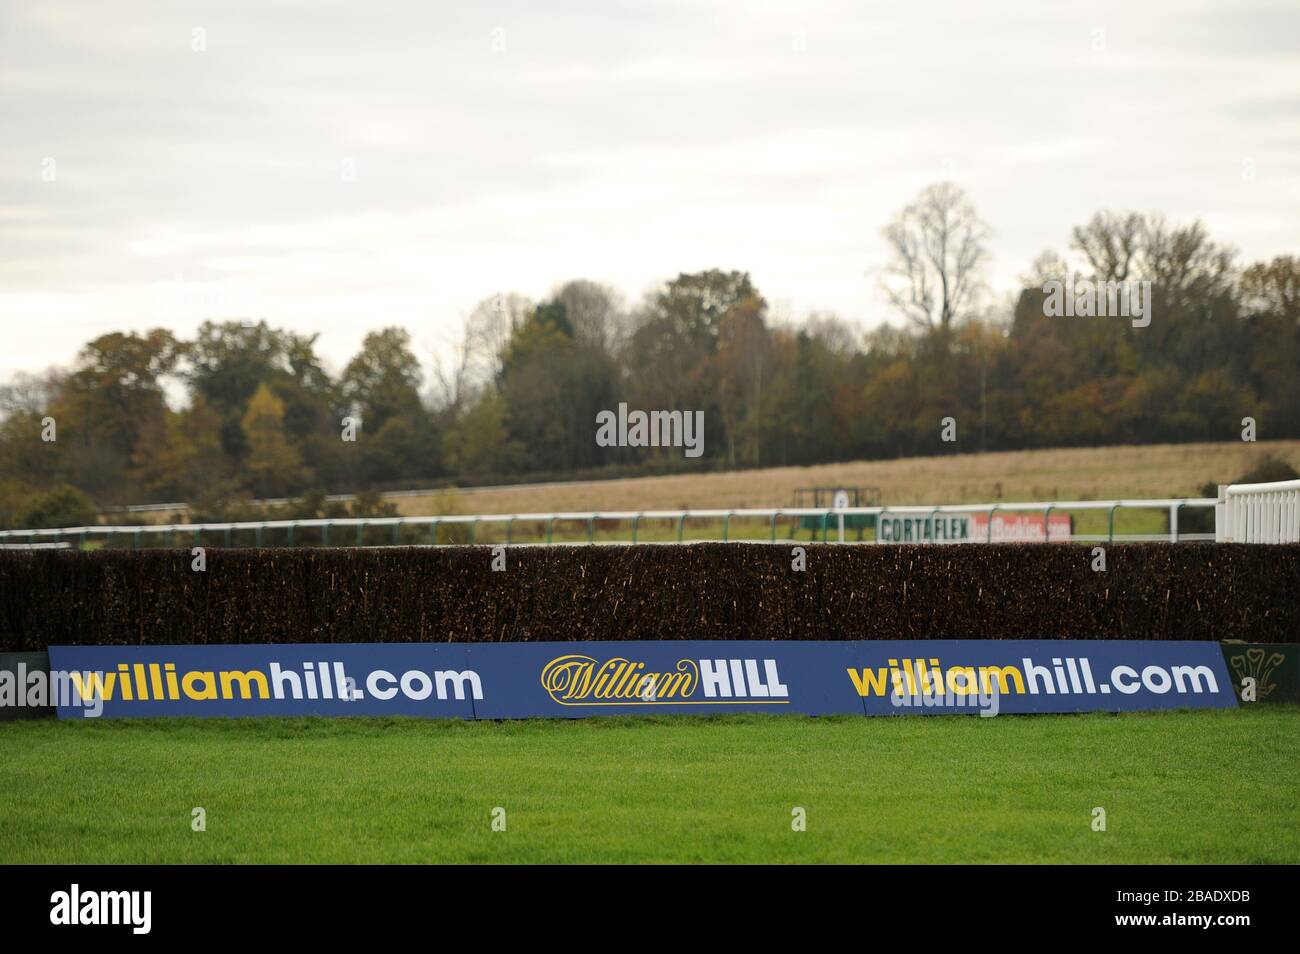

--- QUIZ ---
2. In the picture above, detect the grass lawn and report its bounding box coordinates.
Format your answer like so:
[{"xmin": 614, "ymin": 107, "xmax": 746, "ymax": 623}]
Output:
[{"xmin": 1, "ymin": 707, "xmax": 1296, "ymax": 864}]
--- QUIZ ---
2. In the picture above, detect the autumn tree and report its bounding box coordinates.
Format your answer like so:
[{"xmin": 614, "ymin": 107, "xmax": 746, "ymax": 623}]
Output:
[
  {"xmin": 1242, "ymin": 256, "xmax": 1300, "ymax": 438},
  {"xmin": 442, "ymin": 391, "xmax": 519, "ymax": 476},
  {"xmin": 48, "ymin": 330, "xmax": 179, "ymax": 501},
  {"xmin": 241, "ymin": 383, "xmax": 309, "ymax": 497},
  {"xmin": 499, "ymin": 300, "xmax": 618, "ymax": 472},
  {"xmin": 622, "ymin": 270, "xmax": 759, "ymax": 458},
  {"xmin": 712, "ymin": 295, "xmax": 769, "ymax": 466},
  {"xmin": 132, "ymin": 395, "xmax": 231, "ymax": 502},
  {"xmin": 342, "ymin": 328, "xmax": 424, "ymax": 434}
]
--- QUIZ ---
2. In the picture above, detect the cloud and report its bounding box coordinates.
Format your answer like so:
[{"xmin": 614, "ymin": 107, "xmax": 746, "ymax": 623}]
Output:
[{"xmin": 1, "ymin": 0, "xmax": 1297, "ymax": 375}]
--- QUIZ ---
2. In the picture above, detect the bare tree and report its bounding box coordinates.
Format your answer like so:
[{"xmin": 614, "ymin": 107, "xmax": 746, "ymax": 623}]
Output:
[
  {"xmin": 803, "ymin": 312, "xmax": 860, "ymax": 356},
  {"xmin": 1070, "ymin": 211, "xmax": 1143, "ymax": 281},
  {"xmin": 1139, "ymin": 214, "xmax": 1236, "ymax": 305},
  {"xmin": 0, "ymin": 368, "xmax": 66, "ymax": 419},
  {"xmin": 552, "ymin": 279, "xmax": 627, "ymax": 353},
  {"xmin": 429, "ymin": 293, "xmax": 534, "ymax": 412},
  {"xmin": 1020, "ymin": 250, "xmax": 1071, "ymax": 288},
  {"xmin": 1070, "ymin": 211, "xmax": 1235, "ymax": 299},
  {"xmin": 880, "ymin": 182, "xmax": 990, "ymax": 333},
  {"xmin": 1240, "ymin": 255, "xmax": 1300, "ymax": 323},
  {"xmin": 429, "ymin": 322, "xmax": 476, "ymax": 413}
]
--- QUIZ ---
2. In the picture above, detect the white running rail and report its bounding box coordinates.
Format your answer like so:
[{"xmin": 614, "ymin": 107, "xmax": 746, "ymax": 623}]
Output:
[
  {"xmin": 0, "ymin": 497, "xmax": 1219, "ymax": 547},
  {"xmin": 1216, "ymin": 479, "xmax": 1300, "ymax": 543}
]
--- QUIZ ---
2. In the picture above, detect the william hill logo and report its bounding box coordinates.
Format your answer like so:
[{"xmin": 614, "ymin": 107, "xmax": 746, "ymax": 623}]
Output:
[{"xmin": 540, "ymin": 655, "xmax": 789, "ymax": 706}]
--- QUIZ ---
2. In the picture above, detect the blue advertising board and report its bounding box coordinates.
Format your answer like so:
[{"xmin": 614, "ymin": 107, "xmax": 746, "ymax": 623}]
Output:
[
  {"xmin": 45, "ymin": 640, "xmax": 1237, "ymax": 720},
  {"xmin": 46, "ymin": 644, "xmax": 477, "ymax": 720},
  {"xmin": 841, "ymin": 640, "xmax": 1235, "ymax": 715},
  {"xmin": 464, "ymin": 641, "xmax": 867, "ymax": 718}
]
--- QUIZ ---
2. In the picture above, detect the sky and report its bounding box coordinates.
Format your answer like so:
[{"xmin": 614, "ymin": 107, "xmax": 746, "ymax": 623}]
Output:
[{"xmin": 1, "ymin": 0, "xmax": 1297, "ymax": 381}]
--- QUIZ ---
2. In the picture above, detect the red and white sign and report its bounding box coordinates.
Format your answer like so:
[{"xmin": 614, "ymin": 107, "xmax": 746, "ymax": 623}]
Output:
[{"xmin": 968, "ymin": 513, "xmax": 1073, "ymax": 542}]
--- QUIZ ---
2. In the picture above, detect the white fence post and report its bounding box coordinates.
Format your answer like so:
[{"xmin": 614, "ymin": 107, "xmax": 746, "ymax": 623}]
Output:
[{"xmin": 1220, "ymin": 478, "xmax": 1300, "ymax": 543}]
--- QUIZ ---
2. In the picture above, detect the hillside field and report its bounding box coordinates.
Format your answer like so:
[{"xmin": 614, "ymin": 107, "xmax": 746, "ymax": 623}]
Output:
[
  {"xmin": 396, "ymin": 440, "xmax": 1300, "ymax": 517},
  {"xmin": 107, "ymin": 440, "xmax": 1300, "ymax": 544}
]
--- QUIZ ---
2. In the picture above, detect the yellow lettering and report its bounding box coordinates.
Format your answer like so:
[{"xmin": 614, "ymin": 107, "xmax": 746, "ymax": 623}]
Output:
[
  {"xmin": 946, "ymin": 667, "xmax": 978, "ymax": 695},
  {"xmin": 70, "ymin": 671, "xmax": 117, "ymax": 701},
  {"xmin": 182, "ymin": 671, "xmax": 218, "ymax": 700},
  {"xmin": 219, "ymin": 670, "xmax": 270, "ymax": 700},
  {"xmin": 847, "ymin": 667, "xmax": 890, "ymax": 697},
  {"xmin": 978, "ymin": 665, "xmax": 1025, "ymax": 695}
]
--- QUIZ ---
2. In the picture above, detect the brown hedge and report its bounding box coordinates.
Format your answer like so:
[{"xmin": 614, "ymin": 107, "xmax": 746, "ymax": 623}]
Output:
[{"xmin": 0, "ymin": 543, "xmax": 1297, "ymax": 651}]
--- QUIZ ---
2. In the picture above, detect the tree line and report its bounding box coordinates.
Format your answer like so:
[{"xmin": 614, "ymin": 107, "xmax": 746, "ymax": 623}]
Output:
[{"xmin": 1, "ymin": 183, "xmax": 1297, "ymax": 528}]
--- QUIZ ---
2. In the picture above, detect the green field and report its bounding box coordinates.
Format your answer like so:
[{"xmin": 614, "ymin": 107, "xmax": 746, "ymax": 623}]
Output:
[{"xmin": 1, "ymin": 708, "xmax": 1296, "ymax": 864}]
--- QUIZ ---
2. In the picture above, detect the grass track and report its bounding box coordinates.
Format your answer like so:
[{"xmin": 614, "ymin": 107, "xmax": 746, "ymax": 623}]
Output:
[{"xmin": 1, "ymin": 707, "xmax": 1297, "ymax": 864}]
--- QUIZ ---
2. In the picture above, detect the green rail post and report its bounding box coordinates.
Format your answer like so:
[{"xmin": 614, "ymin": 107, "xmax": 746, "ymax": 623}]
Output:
[
  {"xmin": 430, "ymin": 519, "xmax": 439, "ymax": 545},
  {"xmin": 322, "ymin": 522, "xmax": 330, "ymax": 546},
  {"xmin": 770, "ymin": 510, "xmax": 779, "ymax": 542},
  {"xmin": 1108, "ymin": 504, "xmax": 1120, "ymax": 542},
  {"xmin": 1044, "ymin": 505, "xmax": 1054, "ymax": 542},
  {"xmin": 546, "ymin": 516, "xmax": 554, "ymax": 545},
  {"xmin": 677, "ymin": 513, "xmax": 685, "ymax": 542},
  {"xmin": 929, "ymin": 508, "xmax": 939, "ymax": 544},
  {"xmin": 987, "ymin": 506, "xmax": 998, "ymax": 543},
  {"xmin": 631, "ymin": 514, "xmax": 640, "ymax": 544},
  {"xmin": 356, "ymin": 521, "xmax": 364, "ymax": 546},
  {"xmin": 506, "ymin": 518, "xmax": 513, "ymax": 546},
  {"xmin": 287, "ymin": 523, "xmax": 295, "ymax": 546},
  {"xmin": 586, "ymin": 516, "xmax": 595, "ymax": 544},
  {"xmin": 470, "ymin": 519, "xmax": 478, "ymax": 545},
  {"xmin": 256, "ymin": 523, "xmax": 264, "ymax": 547},
  {"xmin": 1172, "ymin": 502, "xmax": 1183, "ymax": 542},
  {"xmin": 723, "ymin": 512, "xmax": 732, "ymax": 542}
]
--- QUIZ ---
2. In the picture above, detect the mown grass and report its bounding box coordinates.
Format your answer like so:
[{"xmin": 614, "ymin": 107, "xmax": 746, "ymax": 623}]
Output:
[{"xmin": 1, "ymin": 707, "xmax": 1296, "ymax": 864}]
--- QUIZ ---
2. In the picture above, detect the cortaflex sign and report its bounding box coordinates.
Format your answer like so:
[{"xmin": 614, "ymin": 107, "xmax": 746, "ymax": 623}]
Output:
[
  {"xmin": 878, "ymin": 515, "xmax": 973, "ymax": 542},
  {"xmin": 40, "ymin": 640, "xmax": 1236, "ymax": 720},
  {"xmin": 877, "ymin": 513, "xmax": 1073, "ymax": 542}
]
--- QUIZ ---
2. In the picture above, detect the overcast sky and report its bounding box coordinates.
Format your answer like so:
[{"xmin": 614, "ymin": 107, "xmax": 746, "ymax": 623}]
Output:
[{"xmin": 2, "ymin": 0, "xmax": 1297, "ymax": 381}]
